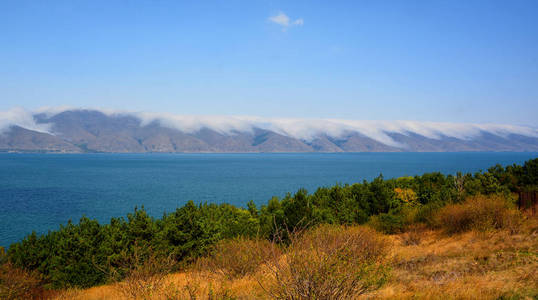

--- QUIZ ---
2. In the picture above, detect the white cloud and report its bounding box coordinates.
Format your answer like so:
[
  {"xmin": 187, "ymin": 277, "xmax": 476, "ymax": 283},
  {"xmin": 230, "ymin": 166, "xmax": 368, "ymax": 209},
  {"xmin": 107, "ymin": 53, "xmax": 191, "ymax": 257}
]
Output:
[
  {"xmin": 268, "ymin": 12, "xmax": 303, "ymax": 30},
  {"xmin": 2, "ymin": 107, "xmax": 537, "ymax": 148},
  {"xmin": 269, "ymin": 12, "xmax": 290, "ymax": 27}
]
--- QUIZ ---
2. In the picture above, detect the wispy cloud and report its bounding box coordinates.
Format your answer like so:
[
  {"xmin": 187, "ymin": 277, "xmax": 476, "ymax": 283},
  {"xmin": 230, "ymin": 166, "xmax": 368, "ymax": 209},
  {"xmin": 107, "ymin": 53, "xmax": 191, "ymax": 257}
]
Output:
[
  {"xmin": 293, "ymin": 18, "xmax": 304, "ymax": 26},
  {"xmin": 269, "ymin": 12, "xmax": 303, "ymax": 30}
]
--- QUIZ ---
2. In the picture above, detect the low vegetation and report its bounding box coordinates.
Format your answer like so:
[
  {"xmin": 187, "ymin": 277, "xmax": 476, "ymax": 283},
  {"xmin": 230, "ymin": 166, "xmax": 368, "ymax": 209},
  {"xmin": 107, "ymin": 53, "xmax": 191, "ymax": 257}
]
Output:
[
  {"xmin": 49, "ymin": 212, "xmax": 538, "ymax": 299},
  {"xmin": 0, "ymin": 262, "xmax": 44, "ymax": 300},
  {"xmin": 1, "ymin": 158, "xmax": 537, "ymax": 299},
  {"xmin": 260, "ymin": 225, "xmax": 391, "ymax": 299},
  {"xmin": 196, "ymin": 237, "xmax": 279, "ymax": 280}
]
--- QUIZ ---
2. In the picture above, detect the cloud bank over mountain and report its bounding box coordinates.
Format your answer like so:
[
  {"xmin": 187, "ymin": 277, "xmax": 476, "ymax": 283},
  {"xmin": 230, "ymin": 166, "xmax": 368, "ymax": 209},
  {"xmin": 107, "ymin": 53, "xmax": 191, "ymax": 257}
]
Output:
[
  {"xmin": 0, "ymin": 107, "xmax": 52, "ymax": 134},
  {"xmin": 1, "ymin": 107, "xmax": 537, "ymax": 153}
]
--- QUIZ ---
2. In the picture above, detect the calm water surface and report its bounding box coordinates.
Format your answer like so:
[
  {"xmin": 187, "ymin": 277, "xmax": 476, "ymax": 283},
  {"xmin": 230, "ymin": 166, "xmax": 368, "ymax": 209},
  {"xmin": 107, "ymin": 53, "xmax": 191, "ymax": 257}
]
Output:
[{"xmin": 1, "ymin": 152, "xmax": 536, "ymax": 247}]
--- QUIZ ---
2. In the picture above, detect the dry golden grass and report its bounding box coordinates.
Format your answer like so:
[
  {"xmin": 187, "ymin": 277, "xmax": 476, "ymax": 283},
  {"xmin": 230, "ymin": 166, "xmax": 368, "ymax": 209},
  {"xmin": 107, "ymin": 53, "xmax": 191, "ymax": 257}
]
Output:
[
  {"xmin": 53, "ymin": 216, "xmax": 538, "ymax": 300},
  {"xmin": 52, "ymin": 271, "xmax": 265, "ymax": 300},
  {"xmin": 368, "ymin": 216, "xmax": 538, "ymax": 299}
]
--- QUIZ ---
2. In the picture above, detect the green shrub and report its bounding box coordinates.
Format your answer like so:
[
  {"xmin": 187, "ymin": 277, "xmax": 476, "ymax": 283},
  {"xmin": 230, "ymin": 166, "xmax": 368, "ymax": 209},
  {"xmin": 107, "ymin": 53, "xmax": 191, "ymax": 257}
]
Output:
[
  {"xmin": 369, "ymin": 212, "xmax": 405, "ymax": 234},
  {"xmin": 415, "ymin": 200, "xmax": 444, "ymax": 226}
]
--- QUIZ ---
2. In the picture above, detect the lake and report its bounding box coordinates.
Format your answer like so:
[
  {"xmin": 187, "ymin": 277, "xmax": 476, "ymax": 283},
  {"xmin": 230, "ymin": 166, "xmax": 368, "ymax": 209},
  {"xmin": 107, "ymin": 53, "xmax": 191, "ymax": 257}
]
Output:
[{"xmin": 1, "ymin": 152, "xmax": 536, "ymax": 247}]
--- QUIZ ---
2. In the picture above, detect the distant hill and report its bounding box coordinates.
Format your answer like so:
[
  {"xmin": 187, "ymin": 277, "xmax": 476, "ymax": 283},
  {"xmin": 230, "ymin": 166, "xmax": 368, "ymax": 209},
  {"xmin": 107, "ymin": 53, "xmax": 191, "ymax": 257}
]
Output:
[{"xmin": 1, "ymin": 109, "xmax": 537, "ymax": 153}]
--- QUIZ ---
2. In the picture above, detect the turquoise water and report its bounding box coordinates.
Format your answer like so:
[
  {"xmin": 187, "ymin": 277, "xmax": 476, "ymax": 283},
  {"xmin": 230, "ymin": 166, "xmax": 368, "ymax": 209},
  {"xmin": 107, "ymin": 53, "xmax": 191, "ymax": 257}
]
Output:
[{"xmin": 1, "ymin": 152, "xmax": 536, "ymax": 247}]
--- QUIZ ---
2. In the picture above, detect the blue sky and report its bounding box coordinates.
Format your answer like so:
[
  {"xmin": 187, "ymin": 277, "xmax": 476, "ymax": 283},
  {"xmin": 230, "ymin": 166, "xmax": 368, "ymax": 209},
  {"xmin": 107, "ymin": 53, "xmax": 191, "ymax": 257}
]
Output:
[{"xmin": 1, "ymin": 0, "xmax": 537, "ymax": 126}]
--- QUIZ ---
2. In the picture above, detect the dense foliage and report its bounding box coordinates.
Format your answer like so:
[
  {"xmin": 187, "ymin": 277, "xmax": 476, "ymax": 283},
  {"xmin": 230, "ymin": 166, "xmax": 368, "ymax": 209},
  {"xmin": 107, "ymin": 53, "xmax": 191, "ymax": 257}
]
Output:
[{"xmin": 5, "ymin": 158, "xmax": 537, "ymax": 289}]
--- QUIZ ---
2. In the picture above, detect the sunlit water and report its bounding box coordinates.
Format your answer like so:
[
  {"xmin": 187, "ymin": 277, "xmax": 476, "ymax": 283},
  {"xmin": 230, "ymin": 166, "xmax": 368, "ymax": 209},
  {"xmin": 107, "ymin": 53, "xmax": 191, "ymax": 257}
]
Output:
[{"xmin": 1, "ymin": 152, "xmax": 536, "ymax": 247}]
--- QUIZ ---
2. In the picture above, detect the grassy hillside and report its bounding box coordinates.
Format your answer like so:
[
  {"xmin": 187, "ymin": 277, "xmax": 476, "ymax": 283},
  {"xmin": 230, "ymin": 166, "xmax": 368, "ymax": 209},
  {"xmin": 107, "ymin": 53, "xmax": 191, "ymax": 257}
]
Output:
[{"xmin": 52, "ymin": 206, "xmax": 538, "ymax": 299}]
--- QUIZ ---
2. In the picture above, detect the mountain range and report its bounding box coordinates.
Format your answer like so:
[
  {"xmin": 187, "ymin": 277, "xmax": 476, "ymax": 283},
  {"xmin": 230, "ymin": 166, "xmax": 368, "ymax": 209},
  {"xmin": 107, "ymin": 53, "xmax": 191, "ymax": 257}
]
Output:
[{"xmin": 0, "ymin": 109, "xmax": 537, "ymax": 153}]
